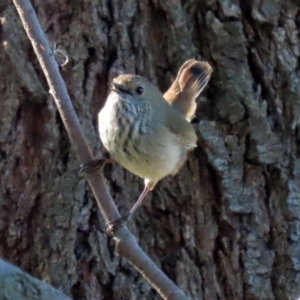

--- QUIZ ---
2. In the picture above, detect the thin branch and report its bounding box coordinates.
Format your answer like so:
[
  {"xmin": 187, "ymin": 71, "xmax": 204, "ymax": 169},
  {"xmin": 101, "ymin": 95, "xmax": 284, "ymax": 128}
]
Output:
[{"xmin": 12, "ymin": 0, "xmax": 188, "ymax": 299}]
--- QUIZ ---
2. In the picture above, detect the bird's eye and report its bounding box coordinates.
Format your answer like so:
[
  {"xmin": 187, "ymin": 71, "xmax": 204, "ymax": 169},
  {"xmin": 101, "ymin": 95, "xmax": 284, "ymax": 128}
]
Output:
[{"xmin": 136, "ymin": 86, "xmax": 144, "ymax": 95}]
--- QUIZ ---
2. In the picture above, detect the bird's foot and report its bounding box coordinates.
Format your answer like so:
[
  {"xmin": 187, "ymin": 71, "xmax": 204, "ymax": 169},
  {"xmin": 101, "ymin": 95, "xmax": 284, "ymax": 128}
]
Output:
[
  {"xmin": 79, "ymin": 158, "xmax": 107, "ymax": 174},
  {"xmin": 79, "ymin": 157, "xmax": 115, "ymax": 174},
  {"xmin": 106, "ymin": 213, "xmax": 131, "ymax": 235}
]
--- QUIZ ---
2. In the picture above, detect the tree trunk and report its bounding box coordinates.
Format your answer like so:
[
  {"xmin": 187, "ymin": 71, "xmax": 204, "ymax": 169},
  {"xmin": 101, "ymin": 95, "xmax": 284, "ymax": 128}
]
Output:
[{"xmin": 0, "ymin": 1, "xmax": 299, "ymax": 299}]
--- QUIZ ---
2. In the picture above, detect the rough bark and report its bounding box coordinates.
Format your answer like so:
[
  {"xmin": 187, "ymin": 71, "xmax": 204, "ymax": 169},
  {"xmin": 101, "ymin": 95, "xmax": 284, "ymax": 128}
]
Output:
[
  {"xmin": 0, "ymin": 259, "xmax": 71, "ymax": 300},
  {"xmin": 0, "ymin": 1, "xmax": 299, "ymax": 299}
]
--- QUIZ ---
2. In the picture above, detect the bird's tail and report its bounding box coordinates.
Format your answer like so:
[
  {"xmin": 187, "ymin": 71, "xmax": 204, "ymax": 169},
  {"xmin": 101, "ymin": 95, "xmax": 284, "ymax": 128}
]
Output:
[{"xmin": 164, "ymin": 59, "xmax": 213, "ymax": 122}]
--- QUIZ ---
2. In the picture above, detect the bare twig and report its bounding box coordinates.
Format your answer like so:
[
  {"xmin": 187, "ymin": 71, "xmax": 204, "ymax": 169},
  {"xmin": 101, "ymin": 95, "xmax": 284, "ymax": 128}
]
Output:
[{"xmin": 12, "ymin": 0, "xmax": 188, "ymax": 299}]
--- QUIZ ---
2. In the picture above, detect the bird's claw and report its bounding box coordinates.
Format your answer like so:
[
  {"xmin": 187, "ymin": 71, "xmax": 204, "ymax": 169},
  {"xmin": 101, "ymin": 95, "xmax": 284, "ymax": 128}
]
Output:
[
  {"xmin": 79, "ymin": 158, "xmax": 107, "ymax": 174},
  {"xmin": 106, "ymin": 213, "xmax": 131, "ymax": 235}
]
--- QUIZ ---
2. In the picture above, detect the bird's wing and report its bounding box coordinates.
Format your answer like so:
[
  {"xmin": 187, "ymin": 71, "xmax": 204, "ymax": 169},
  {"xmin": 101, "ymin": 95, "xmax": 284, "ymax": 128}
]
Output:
[{"xmin": 164, "ymin": 106, "xmax": 197, "ymax": 150}]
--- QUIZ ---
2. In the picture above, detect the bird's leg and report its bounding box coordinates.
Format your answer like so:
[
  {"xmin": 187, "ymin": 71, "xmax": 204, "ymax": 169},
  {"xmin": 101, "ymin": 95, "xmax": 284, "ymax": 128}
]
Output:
[
  {"xmin": 106, "ymin": 186, "xmax": 151, "ymax": 234},
  {"xmin": 128, "ymin": 186, "xmax": 151, "ymax": 217}
]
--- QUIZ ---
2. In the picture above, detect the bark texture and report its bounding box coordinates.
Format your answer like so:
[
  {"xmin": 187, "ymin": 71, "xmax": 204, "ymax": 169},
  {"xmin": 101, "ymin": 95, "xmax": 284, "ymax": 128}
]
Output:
[
  {"xmin": 0, "ymin": 0, "xmax": 300, "ymax": 299},
  {"xmin": 0, "ymin": 259, "xmax": 71, "ymax": 300}
]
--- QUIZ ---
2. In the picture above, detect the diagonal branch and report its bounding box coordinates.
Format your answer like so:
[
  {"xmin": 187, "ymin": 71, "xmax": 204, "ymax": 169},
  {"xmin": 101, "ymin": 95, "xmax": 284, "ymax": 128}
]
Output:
[{"xmin": 12, "ymin": 0, "xmax": 188, "ymax": 299}]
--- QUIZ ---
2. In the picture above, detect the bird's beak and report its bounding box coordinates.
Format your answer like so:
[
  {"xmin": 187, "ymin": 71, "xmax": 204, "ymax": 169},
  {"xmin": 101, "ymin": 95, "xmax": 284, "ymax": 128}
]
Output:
[{"xmin": 111, "ymin": 82, "xmax": 130, "ymax": 94}]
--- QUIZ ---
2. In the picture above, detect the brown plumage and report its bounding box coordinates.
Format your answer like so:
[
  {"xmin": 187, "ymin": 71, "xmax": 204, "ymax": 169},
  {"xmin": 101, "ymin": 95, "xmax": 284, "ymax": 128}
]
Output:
[
  {"xmin": 164, "ymin": 59, "xmax": 213, "ymax": 121},
  {"xmin": 97, "ymin": 59, "xmax": 212, "ymax": 227}
]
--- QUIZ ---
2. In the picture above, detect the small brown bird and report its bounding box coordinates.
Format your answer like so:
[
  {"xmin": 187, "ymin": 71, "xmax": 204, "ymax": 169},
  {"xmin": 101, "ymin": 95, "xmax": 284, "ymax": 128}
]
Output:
[{"xmin": 97, "ymin": 60, "xmax": 212, "ymax": 226}]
